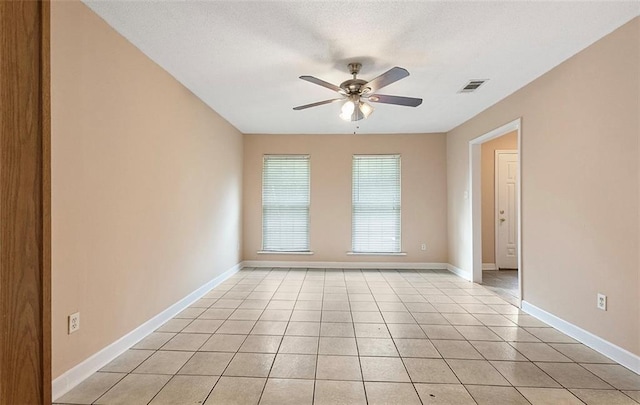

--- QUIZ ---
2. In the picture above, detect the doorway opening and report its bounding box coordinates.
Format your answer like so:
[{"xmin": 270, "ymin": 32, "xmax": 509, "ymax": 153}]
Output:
[{"xmin": 469, "ymin": 118, "xmax": 522, "ymax": 305}]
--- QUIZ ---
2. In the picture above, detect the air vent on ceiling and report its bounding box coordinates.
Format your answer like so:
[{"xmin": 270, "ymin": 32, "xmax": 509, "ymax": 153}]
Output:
[{"xmin": 459, "ymin": 79, "xmax": 487, "ymax": 93}]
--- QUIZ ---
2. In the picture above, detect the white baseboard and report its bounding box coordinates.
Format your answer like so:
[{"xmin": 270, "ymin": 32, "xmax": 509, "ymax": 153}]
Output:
[
  {"xmin": 244, "ymin": 260, "xmax": 473, "ymax": 282},
  {"xmin": 52, "ymin": 262, "xmax": 242, "ymax": 401},
  {"xmin": 482, "ymin": 263, "xmax": 497, "ymax": 270},
  {"xmin": 522, "ymin": 301, "xmax": 640, "ymax": 374},
  {"xmin": 446, "ymin": 263, "xmax": 472, "ymax": 281},
  {"xmin": 242, "ymin": 260, "xmax": 448, "ymax": 270}
]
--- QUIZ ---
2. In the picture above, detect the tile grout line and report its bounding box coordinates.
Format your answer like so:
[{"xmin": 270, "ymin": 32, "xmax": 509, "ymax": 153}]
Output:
[
  {"xmin": 311, "ymin": 268, "xmax": 326, "ymax": 405},
  {"xmin": 385, "ymin": 268, "xmax": 462, "ymax": 401},
  {"xmin": 367, "ymin": 269, "xmax": 422, "ymax": 405},
  {"xmin": 198, "ymin": 269, "xmax": 267, "ymax": 405},
  {"xmin": 402, "ymin": 270, "xmax": 447, "ymax": 404},
  {"xmin": 414, "ymin": 270, "xmax": 481, "ymax": 404},
  {"xmin": 113, "ymin": 287, "xmax": 228, "ymax": 405},
  {"xmin": 425, "ymin": 274, "xmax": 521, "ymax": 403},
  {"xmin": 424, "ymin": 270, "xmax": 614, "ymax": 402},
  {"xmin": 344, "ymin": 269, "xmax": 369, "ymax": 405},
  {"xmin": 422, "ymin": 274, "xmax": 542, "ymax": 398},
  {"xmin": 413, "ymin": 270, "xmax": 563, "ymax": 395},
  {"xmin": 256, "ymin": 267, "xmax": 303, "ymax": 404}
]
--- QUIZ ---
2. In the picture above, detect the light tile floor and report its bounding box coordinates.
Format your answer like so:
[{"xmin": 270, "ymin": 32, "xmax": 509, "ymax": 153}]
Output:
[
  {"xmin": 55, "ymin": 268, "xmax": 640, "ymax": 405},
  {"xmin": 482, "ymin": 270, "xmax": 519, "ymax": 305}
]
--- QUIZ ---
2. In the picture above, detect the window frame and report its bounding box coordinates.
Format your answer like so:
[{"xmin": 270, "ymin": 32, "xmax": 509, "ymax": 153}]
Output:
[
  {"xmin": 260, "ymin": 154, "xmax": 311, "ymax": 253},
  {"xmin": 351, "ymin": 154, "xmax": 403, "ymax": 254}
]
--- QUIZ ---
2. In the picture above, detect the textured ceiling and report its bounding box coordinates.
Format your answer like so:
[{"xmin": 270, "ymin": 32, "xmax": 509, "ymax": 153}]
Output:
[{"xmin": 83, "ymin": 1, "xmax": 639, "ymax": 134}]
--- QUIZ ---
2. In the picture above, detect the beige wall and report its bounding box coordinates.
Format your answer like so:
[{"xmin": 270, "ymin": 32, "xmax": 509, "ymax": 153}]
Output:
[
  {"xmin": 447, "ymin": 17, "xmax": 639, "ymax": 354},
  {"xmin": 51, "ymin": 2, "xmax": 243, "ymax": 378},
  {"xmin": 481, "ymin": 131, "xmax": 517, "ymax": 265},
  {"xmin": 243, "ymin": 134, "xmax": 448, "ymax": 263}
]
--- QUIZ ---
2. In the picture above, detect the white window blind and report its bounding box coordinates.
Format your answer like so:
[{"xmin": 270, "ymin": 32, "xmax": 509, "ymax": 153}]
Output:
[
  {"xmin": 262, "ymin": 155, "xmax": 310, "ymax": 252},
  {"xmin": 352, "ymin": 155, "xmax": 401, "ymax": 253}
]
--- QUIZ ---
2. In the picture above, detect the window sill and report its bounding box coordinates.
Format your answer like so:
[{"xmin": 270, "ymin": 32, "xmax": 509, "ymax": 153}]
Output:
[
  {"xmin": 257, "ymin": 251, "xmax": 314, "ymax": 255},
  {"xmin": 347, "ymin": 252, "xmax": 407, "ymax": 256}
]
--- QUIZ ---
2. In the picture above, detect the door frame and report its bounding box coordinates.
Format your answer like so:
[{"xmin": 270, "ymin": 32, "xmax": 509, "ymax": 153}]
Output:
[
  {"xmin": 468, "ymin": 118, "xmax": 522, "ymax": 304},
  {"xmin": 494, "ymin": 150, "xmax": 518, "ymax": 270},
  {"xmin": 0, "ymin": 1, "xmax": 51, "ymax": 403}
]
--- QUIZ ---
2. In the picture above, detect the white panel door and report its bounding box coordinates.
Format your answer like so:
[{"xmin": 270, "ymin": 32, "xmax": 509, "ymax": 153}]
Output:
[{"xmin": 496, "ymin": 151, "xmax": 518, "ymax": 269}]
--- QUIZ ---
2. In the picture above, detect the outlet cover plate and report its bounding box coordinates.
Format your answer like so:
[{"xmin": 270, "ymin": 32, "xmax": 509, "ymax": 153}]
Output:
[
  {"xmin": 597, "ymin": 294, "xmax": 607, "ymax": 311},
  {"xmin": 69, "ymin": 312, "xmax": 80, "ymax": 334}
]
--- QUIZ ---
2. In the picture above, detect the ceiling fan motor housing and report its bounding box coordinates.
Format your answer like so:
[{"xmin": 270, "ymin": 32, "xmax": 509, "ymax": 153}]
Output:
[
  {"xmin": 340, "ymin": 63, "xmax": 371, "ymax": 95},
  {"xmin": 340, "ymin": 78, "xmax": 370, "ymax": 95}
]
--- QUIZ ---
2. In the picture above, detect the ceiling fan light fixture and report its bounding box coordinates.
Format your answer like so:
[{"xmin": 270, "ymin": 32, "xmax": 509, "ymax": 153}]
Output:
[
  {"xmin": 359, "ymin": 101, "xmax": 374, "ymax": 119},
  {"xmin": 342, "ymin": 101, "xmax": 372, "ymax": 122},
  {"xmin": 340, "ymin": 96, "xmax": 361, "ymax": 121},
  {"xmin": 339, "ymin": 102, "xmax": 354, "ymax": 121},
  {"xmin": 341, "ymin": 99, "xmax": 355, "ymax": 114}
]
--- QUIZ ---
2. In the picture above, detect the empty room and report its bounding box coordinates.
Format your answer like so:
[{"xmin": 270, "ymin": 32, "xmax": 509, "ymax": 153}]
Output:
[{"xmin": 1, "ymin": 1, "xmax": 639, "ymax": 404}]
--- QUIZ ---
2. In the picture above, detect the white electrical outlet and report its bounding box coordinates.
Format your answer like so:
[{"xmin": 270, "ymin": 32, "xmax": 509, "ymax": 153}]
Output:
[
  {"xmin": 68, "ymin": 312, "xmax": 80, "ymax": 334},
  {"xmin": 421, "ymin": 243, "xmax": 427, "ymax": 251},
  {"xmin": 597, "ymin": 294, "xmax": 607, "ymax": 311}
]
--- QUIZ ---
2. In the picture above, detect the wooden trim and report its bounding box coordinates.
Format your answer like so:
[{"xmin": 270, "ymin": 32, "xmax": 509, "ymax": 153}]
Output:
[
  {"xmin": 0, "ymin": 1, "xmax": 51, "ymax": 404},
  {"xmin": 42, "ymin": 0, "xmax": 52, "ymax": 402}
]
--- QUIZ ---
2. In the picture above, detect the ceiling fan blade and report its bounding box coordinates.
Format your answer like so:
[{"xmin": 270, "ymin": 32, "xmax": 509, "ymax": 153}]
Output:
[
  {"xmin": 299, "ymin": 75, "xmax": 342, "ymax": 93},
  {"xmin": 293, "ymin": 98, "xmax": 343, "ymax": 111},
  {"xmin": 365, "ymin": 67, "xmax": 409, "ymax": 93},
  {"xmin": 368, "ymin": 94, "xmax": 422, "ymax": 107}
]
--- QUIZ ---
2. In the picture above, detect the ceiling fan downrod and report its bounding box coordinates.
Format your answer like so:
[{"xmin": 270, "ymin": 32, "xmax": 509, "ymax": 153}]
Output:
[
  {"xmin": 348, "ymin": 62, "xmax": 361, "ymax": 78},
  {"xmin": 340, "ymin": 62, "xmax": 369, "ymax": 96}
]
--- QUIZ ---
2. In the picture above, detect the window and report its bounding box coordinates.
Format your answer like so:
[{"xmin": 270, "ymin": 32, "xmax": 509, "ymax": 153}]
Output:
[
  {"xmin": 262, "ymin": 155, "xmax": 310, "ymax": 252},
  {"xmin": 352, "ymin": 155, "xmax": 401, "ymax": 253}
]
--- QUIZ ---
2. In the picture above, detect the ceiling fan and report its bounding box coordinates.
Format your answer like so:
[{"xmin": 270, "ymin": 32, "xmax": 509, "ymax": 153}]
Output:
[{"xmin": 293, "ymin": 62, "xmax": 422, "ymax": 122}]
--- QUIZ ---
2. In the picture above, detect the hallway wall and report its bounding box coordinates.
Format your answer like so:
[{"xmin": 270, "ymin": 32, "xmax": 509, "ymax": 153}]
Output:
[
  {"xmin": 51, "ymin": 1, "xmax": 243, "ymax": 378},
  {"xmin": 481, "ymin": 131, "xmax": 517, "ymax": 266},
  {"xmin": 447, "ymin": 17, "xmax": 639, "ymax": 355}
]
